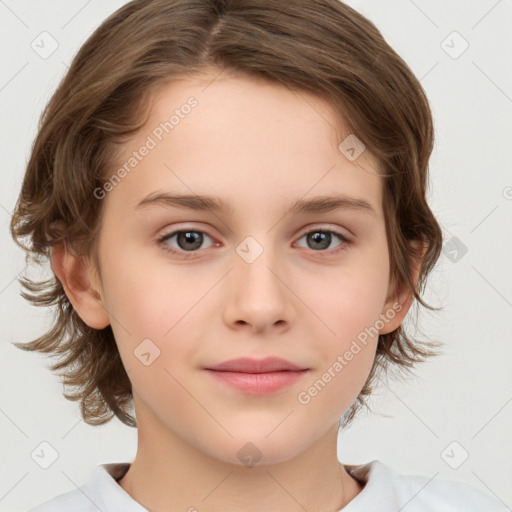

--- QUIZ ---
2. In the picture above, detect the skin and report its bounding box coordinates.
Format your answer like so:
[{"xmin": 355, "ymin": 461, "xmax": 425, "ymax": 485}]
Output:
[{"xmin": 51, "ymin": 69, "xmax": 418, "ymax": 511}]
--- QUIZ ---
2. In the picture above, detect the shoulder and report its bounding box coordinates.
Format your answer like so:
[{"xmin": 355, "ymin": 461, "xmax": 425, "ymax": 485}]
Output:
[
  {"xmin": 394, "ymin": 470, "xmax": 507, "ymax": 511},
  {"xmin": 27, "ymin": 488, "xmax": 96, "ymax": 512},
  {"xmin": 345, "ymin": 460, "xmax": 508, "ymax": 511},
  {"xmin": 27, "ymin": 462, "xmax": 142, "ymax": 512}
]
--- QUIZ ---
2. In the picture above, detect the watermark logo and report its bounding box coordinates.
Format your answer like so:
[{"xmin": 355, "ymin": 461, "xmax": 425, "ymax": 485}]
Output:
[
  {"xmin": 338, "ymin": 134, "xmax": 366, "ymax": 162},
  {"xmin": 441, "ymin": 441, "xmax": 469, "ymax": 469},
  {"xmin": 236, "ymin": 442, "xmax": 262, "ymax": 467},
  {"xmin": 31, "ymin": 441, "xmax": 59, "ymax": 469},
  {"xmin": 442, "ymin": 236, "xmax": 468, "ymax": 263},
  {"xmin": 31, "ymin": 31, "xmax": 59, "ymax": 59},
  {"xmin": 134, "ymin": 338, "xmax": 161, "ymax": 366},
  {"xmin": 441, "ymin": 31, "xmax": 469, "ymax": 60},
  {"xmin": 236, "ymin": 236, "xmax": 264, "ymax": 264}
]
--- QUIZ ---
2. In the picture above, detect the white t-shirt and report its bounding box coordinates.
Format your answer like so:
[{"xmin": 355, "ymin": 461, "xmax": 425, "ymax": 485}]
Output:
[{"xmin": 27, "ymin": 459, "xmax": 508, "ymax": 511}]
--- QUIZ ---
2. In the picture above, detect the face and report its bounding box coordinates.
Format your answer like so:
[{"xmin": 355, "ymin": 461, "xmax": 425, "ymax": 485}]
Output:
[{"xmin": 78, "ymin": 70, "xmax": 405, "ymax": 466}]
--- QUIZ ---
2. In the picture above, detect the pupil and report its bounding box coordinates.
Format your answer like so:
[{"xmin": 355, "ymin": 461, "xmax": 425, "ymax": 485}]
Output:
[
  {"xmin": 179, "ymin": 231, "xmax": 202, "ymax": 250},
  {"xmin": 310, "ymin": 231, "xmax": 329, "ymax": 250}
]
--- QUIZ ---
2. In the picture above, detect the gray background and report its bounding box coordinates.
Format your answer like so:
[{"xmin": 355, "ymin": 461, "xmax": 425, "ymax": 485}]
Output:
[{"xmin": 1, "ymin": 1, "xmax": 511, "ymax": 510}]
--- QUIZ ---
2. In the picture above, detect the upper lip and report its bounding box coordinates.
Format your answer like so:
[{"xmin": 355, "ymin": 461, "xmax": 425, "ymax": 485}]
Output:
[{"xmin": 205, "ymin": 357, "xmax": 307, "ymax": 373}]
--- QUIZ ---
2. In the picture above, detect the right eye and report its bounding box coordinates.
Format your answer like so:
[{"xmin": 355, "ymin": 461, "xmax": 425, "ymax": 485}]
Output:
[{"xmin": 158, "ymin": 229, "xmax": 217, "ymax": 258}]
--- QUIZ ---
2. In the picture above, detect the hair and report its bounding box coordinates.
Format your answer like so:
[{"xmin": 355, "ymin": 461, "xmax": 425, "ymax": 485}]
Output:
[{"xmin": 10, "ymin": 0, "xmax": 443, "ymax": 429}]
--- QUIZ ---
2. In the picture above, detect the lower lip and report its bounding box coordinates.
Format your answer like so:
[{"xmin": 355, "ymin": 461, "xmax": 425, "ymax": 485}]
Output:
[{"xmin": 204, "ymin": 369, "xmax": 309, "ymax": 394}]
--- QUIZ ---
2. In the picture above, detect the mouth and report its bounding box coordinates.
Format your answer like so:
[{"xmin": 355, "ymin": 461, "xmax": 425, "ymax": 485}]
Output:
[
  {"xmin": 205, "ymin": 356, "xmax": 307, "ymax": 373},
  {"xmin": 204, "ymin": 357, "xmax": 310, "ymax": 394}
]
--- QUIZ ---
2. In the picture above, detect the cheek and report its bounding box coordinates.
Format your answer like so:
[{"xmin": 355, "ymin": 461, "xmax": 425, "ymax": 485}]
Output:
[
  {"xmin": 101, "ymin": 254, "xmax": 208, "ymax": 379},
  {"xmin": 296, "ymin": 294, "xmax": 380, "ymax": 423},
  {"xmin": 296, "ymin": 346, "xmax": 375, "ymax": 430},
  {"xmin": 100, "ymin": 247, "xmax": 196, "ymax": 335},
  {"xmin": 305, "ymin": 248, "xmax": 390, "ymax": 342},
  {"xmin": 290, "ymin": 259, "xmax": 389, "ymax": 420}
]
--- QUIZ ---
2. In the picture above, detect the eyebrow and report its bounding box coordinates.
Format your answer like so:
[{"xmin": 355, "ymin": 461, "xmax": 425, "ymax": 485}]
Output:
[{"xmin": 135, "ymin": 192, "xmax": 376, "ymax": 217}]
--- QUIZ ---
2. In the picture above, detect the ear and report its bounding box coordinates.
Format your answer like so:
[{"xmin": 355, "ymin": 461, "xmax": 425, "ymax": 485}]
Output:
[
  {"xmin": 378, "ymin": 242, "xmax": 423, "ymax": 335},
  {"xmin": 50, "ymin": 241, "xmax": 110, "ymax": 329}
]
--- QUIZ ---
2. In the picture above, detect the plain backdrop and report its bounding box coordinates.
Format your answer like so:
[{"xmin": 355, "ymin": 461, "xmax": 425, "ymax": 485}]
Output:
[{"xmin": 1, "ymin": 1, "xmax": 511, "ymax": 511}]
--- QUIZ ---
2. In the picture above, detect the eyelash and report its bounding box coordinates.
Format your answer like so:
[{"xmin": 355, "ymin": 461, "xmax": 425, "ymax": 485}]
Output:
[{"xmin": 157, "ymin": 226, "xmax": 352, "ymax": 259}]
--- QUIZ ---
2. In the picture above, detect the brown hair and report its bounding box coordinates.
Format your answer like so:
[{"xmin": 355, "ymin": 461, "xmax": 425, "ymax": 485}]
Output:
[{"xmin": 10, "ymin": 0, "xmax": 443, "ymax": 429}]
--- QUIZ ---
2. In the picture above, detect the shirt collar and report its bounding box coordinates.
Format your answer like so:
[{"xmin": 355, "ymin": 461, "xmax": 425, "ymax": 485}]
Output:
[
  {"xmin": 93, "ymin": 459, "xmax": 396, "ymax": 511},
  {"xmin": 341, "ymin": 460, "xmax": 399, "ymax": 511}
]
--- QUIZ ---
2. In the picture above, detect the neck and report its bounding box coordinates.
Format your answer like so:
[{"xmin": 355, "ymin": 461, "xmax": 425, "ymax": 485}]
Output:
[{"xmin": 118, "ymin": 408, "xmax": 364, "ymax": 511}]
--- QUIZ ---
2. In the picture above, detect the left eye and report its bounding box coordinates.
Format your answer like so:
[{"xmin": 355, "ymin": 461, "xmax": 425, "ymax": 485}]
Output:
[{"xmin": 295, "ymin": 229, "xmax": 349, "ymax": 252}]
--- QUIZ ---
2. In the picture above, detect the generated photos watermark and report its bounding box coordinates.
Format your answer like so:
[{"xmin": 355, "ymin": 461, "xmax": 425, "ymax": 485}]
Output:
[
  {"xmin": 93, "ymin": 96, "xmax": 198, "ymax": 200},
  {"xmin": 297, "ymin": 301, "xmax": 403, "ymax": 405}
]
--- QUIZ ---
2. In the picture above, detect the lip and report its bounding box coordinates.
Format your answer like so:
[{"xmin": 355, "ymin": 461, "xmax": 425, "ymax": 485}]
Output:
[
  {"xmin": 205, "ymin": 356, "xmax": 307, "ymax": 373},
  {"xmin": 204, "ymin": 357, "xmax": 309, "ymax": 394}
]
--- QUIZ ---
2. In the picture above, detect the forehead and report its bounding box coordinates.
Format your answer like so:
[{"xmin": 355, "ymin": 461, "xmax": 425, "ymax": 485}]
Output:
[{"xmin": 104, "ymin": 70, "xmax": 383, "ymax": 218}]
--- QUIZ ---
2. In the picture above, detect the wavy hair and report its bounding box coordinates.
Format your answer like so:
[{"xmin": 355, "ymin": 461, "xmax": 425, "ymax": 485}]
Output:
[{"xmin": 10, "ymin": 0, "xmax": 443, "ymax": 429}]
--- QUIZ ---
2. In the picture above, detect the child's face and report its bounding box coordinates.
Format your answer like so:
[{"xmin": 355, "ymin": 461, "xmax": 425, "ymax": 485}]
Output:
[{"xmin": 84, "ymin": 70, "xmax": 405, "ymax": 465}]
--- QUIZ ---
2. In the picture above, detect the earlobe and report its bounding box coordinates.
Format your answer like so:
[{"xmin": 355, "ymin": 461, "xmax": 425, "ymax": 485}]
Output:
[
  {"xmin": 50, "ymin": 242, "xmax": 110, "ymax": 329},
  {"xmin": 379, "ymin": 246, "xmax": 423, "ymax": 335},
  {"xmin": 379, "ymin": 286, "xmax": 414, "ymax": 335}
]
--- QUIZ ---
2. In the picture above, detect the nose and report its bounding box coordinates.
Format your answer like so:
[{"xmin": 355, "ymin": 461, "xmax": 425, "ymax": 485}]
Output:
[{"xmin": 223, "ymin": 240, "xmax": 295, "ymax": 335}]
